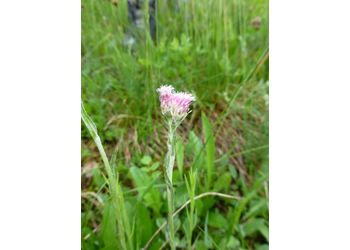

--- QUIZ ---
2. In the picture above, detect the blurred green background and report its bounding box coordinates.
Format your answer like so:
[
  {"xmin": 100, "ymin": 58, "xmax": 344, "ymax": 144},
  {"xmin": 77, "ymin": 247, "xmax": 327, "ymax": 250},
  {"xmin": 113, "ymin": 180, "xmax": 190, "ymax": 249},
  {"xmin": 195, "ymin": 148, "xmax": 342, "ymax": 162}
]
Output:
[{"xmin": 82, "ymin": 0, "xmax": 269, "ymax": 249}]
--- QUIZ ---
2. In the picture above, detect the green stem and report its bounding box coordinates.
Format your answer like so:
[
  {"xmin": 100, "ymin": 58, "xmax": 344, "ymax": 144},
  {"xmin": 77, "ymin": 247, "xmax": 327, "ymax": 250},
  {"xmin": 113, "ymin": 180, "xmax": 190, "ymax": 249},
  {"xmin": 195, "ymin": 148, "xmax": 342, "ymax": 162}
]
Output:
[
  {"xmin": 167, "ymin": 185, "xmax": 175, "ymax": 250},
  {"xmin": 165, "ymin": 120, "xmax": 176, "ymax": 250}
]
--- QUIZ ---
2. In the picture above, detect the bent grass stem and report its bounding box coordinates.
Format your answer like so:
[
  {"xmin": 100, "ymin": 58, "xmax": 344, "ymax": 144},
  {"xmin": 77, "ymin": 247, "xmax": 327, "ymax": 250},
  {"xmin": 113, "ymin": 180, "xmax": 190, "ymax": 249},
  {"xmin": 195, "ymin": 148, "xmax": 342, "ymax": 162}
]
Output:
[{"xmin": 82, "ymin": 102, "xmax": 131, "ymax": 250}]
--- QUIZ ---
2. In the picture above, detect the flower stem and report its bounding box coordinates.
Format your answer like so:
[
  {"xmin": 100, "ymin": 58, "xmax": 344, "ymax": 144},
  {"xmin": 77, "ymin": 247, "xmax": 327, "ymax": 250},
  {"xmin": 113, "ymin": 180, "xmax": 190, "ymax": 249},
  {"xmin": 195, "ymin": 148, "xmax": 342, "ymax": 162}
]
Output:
[
  {"xmin": 167, "ymin": 185, "xmax": 175, "ymax": 250},
  {"xmin": 165, "ymin": 120, "xmax": 176, "ymax": 250}
]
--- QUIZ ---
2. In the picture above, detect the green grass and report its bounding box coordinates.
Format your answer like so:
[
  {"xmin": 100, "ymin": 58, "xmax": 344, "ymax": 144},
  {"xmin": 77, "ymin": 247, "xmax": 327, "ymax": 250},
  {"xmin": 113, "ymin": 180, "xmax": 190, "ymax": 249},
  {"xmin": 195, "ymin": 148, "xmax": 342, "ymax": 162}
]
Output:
[{"xmin": 82, "ymin": 0, "xmax": 269, "ymax": 249}]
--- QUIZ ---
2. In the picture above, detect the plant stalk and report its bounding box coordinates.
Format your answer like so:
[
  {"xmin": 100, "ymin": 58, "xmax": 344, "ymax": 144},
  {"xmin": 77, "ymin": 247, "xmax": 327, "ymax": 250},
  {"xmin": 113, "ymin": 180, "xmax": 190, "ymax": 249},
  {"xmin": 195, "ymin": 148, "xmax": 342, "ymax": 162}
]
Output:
[
  {"xmin": 167, "ymin": 185, "xmax": 175, "ymax": 250},
  {"xmin": 165, "ymin": 120, "xmax": 176, "ymax": 250}
]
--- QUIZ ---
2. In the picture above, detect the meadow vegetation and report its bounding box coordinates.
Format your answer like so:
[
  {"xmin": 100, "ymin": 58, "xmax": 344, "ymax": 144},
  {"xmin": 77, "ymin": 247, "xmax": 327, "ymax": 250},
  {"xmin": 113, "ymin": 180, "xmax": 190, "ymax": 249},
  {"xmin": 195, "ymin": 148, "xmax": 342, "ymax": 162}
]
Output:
[{"xmin": 82, "ymin": 0, "xmax": 269, "ymax": 249}]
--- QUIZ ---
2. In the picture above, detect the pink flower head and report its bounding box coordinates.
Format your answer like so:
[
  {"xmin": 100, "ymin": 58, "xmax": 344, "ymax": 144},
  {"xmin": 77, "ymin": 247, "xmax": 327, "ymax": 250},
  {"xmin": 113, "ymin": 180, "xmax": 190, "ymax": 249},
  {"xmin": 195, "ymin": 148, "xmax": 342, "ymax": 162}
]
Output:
[
  {"xmin": 171, "ymin": 92, "xmax": 196, "ymax": 116},
  {"xmin": 157, "ymin": 85, "xmax": 174, "ymax": 113},
  {"xmin": 157, "ymin": 85, "xmax": 195, "ymax": 120}
]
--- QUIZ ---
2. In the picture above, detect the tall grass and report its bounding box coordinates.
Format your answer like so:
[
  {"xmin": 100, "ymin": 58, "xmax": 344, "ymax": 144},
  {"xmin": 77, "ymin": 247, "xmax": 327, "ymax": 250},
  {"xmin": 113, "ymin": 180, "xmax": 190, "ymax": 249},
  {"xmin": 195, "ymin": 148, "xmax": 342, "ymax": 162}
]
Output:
[
  {"xmin": 82, "ymin": 0, "xmax": 268, "ymax": 141},
  {"xmin": 82, "ymin": 102, "xmax": 133, "ymax": 249}
]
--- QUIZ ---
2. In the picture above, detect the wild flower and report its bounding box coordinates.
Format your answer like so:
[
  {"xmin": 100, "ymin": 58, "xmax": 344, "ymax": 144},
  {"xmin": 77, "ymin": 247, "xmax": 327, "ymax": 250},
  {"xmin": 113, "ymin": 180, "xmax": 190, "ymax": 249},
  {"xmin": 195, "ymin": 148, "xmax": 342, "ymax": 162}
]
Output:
[
  {"xmin": 157, "ymin": 85, "xmax": 195, "ymax": 123},
  {"xmin": 156, "ymin": 84, "xmax": 195, "ymax": 250}
]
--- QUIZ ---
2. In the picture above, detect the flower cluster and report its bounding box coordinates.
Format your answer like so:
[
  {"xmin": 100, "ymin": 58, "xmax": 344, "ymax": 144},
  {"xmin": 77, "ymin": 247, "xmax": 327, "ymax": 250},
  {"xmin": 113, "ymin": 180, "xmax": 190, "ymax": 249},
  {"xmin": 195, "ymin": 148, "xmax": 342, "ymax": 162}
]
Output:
[{"xmin": 157, "ymin": 85, "xmax": 195, "ymax": 121}]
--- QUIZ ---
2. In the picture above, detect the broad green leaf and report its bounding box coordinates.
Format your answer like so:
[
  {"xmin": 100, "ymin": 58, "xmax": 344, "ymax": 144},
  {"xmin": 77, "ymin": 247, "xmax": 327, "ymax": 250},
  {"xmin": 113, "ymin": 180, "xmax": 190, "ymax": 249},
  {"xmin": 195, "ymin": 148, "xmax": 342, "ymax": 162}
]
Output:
[
  {"xmin": 135, "ymin": 203, "xmax": 153, "ymax": 247},
  {"xmin": 195, "ymin": 199, "xmax": 204, "ymax": 215},
  {"xmin": 140, "ymin": 155, "xmax": 152, "ymax": 166},
  {"xmin": 213, "ymin": 172, "xmax": 231, "ymax": 192},
  {"xmin": 226, "ymin": 236, "xmax": 240, "ymax": 249},
  {"xmin": 195, "ymin": 240, "xmax": 208, "ymax": 250},
  {"xmin": 259, "ymin": 224, "xmax": 269, "ymax": 242},
  {"xmin": 243, "ymin": 199, "xmax": 268, "ymax": 220},
  {"xmin": 129, "ymin": 166, "xmax": 161, "ymax": 214},
  {"xmin": 201, "ymin": 112, "xmax": 215, "ymax": 189},
  {"xmin": 242, "ymin": 218, "xmax": 268, "ymax": 241},
  {"xmin": 100, "ymin": 201, "xmax": 118, "ymax": 250},
  {"xmin": 208, "ymin": 211, "xmax": 229, "ymax": 230},
  {"xmin": 219, "ymin": 236, "xmax": 240, "ymax": 250},
  {"xmin": 142, "ymin": 162, "xmax": 159, "ymax": 172}
]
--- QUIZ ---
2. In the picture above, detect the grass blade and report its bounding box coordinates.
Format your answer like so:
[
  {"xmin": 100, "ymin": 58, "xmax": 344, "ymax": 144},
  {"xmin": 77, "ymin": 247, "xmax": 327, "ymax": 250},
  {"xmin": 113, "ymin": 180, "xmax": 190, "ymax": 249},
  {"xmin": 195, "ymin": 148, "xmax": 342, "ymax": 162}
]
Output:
[{"xmin": 201, "ymin": 112, "xmax": 215, "ymax": 189}]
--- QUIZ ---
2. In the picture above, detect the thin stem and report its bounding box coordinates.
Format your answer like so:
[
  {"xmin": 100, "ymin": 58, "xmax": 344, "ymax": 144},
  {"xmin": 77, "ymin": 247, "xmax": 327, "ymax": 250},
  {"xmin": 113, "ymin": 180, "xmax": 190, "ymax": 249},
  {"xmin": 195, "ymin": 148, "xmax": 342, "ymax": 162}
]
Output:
[
  {"xmin": 142, "ymin": 192, "xmax": 241, "ymax": 249},
  {"xmin": 167, "ymin": 185, "xmax": 175, "ymax": 250},
  {"xmin": 165, "ymin": 120, "xmax": 176, "ymax": 250}
]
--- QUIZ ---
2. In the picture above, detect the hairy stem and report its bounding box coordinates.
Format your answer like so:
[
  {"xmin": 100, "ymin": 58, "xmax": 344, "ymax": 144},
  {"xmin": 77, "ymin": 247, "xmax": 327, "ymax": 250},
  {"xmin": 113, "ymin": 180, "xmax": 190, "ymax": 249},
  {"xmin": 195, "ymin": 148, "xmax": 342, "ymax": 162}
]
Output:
[
  {"xmin": 165, "ymin": 120, "xmax": 176, "ymax": 250},
  {"xmin": 167, "ymin": 185, "xmax": 175, "ymax": 250}
]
